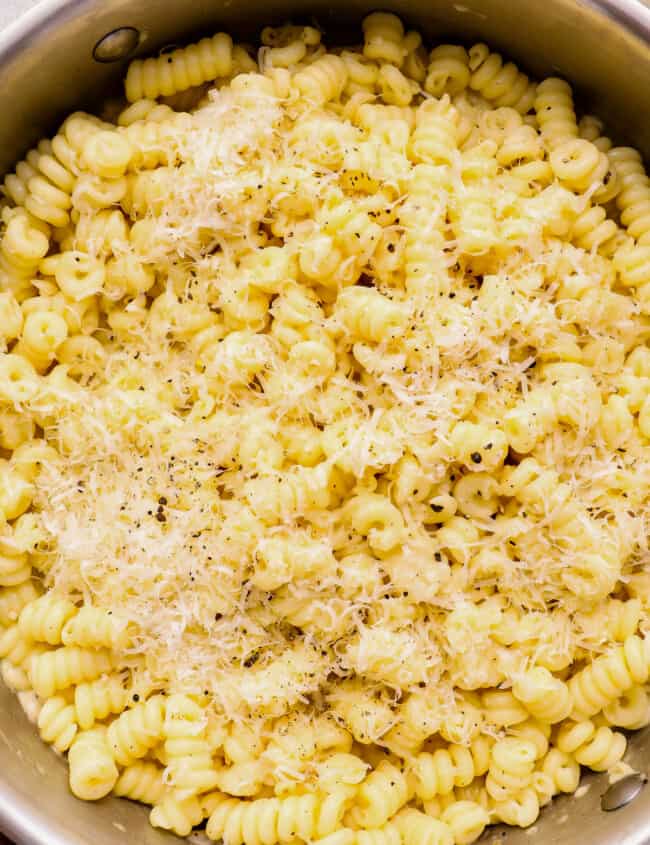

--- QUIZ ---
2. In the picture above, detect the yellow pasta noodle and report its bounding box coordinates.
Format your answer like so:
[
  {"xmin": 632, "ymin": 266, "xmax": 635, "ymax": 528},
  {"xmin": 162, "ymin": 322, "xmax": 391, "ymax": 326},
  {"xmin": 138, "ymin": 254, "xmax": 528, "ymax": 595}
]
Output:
[
  {"xmin": 113, "ymin": 760, "xmax": 167, "ymax": 805},
  {"xmin": 125, "ymin": 33, "xmax": 234, "ymax": 102},
  {"xmin": 68, "ymin": 727, "xmax": 119, "ymax": 800}
]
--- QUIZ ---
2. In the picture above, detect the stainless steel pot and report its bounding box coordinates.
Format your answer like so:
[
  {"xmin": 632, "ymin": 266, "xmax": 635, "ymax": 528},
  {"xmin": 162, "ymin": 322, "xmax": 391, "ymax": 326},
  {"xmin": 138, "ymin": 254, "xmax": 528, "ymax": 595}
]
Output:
[{"xmin": 0, "ymin": 1, "xmax": 650, "ymax": 842}]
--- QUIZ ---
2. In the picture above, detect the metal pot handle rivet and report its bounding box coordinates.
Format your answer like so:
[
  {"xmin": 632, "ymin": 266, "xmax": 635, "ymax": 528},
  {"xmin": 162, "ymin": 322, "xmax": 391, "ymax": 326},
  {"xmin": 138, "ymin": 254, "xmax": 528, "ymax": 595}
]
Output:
[
  {"xmin": 93, "ymin": 27, "xmax": 140, "ymax": 63},
  {"xmin": 601, "ymin": 773, "xmax": 647, "ymax": 811}
]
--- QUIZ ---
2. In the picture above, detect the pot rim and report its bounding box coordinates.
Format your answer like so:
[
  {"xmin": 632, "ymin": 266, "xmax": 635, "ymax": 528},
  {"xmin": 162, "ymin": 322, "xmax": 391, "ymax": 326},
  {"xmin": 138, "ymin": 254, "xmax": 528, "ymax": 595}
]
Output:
[{"xmin": 1, "ymin": 0, "xmax": 650, "ymax": 62}]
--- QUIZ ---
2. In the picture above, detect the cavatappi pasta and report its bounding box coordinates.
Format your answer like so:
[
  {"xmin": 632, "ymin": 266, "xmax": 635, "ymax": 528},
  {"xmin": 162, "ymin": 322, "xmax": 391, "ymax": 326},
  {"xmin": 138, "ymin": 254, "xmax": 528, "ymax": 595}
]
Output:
[{"xmin": 0, "ymin": 12, "xmax": 649, "ymax": 843}]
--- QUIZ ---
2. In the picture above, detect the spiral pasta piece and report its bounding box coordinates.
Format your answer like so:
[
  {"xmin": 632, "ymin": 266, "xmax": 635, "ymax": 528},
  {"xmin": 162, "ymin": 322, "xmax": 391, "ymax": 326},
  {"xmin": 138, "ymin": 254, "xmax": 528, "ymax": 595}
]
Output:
[
  {"xmin": 576, "ymin": 598, "xmax": 642, "ymax": 645},
  {"xmin": 163, "ymin": 693, "xmax": 220, "ymax": 795},
  {"xmin": 68, "ymin": 727, "xmax": 119, "ymax": 800},
  {"xmin": 409, "ymin": 96, "xmax": 459, "ymax": 165},
  {"xmin": 568, "ymin": 635, "xmax": 650, "ymax": 717},
  {"xmin": 74, "ymin": 673, "xmax": 132, "ymax": 730},
  {"xmin": 294, "ymin": 55, "xmax": 348, "ymax": 105},
  {"xmin": 394, "ymin": 808, "xmax": 453, "ymax": 845},
  {"xmin": 113, "ymin": 760, "xmax": 167, "ymax": 805},
  {"xmin": 602, "ymin": 685, "xmax": 650, "ymax": 730},
  {"xmin": 37, "ymin": 695, "xmax": 78, "ymax": 752},
  {"xmin": 3, "ymin": 150, "xmax": 39, "ymax": 208},
  {"xmin": 425, "ymin": 45, "xmax": 470, "ymax": 97},
  {"xmin": 106, "ymin": 694, "xmax": 167, "ymax": 765},
  {"xmin": 354, "ymin": 827, "xmax": 402, "ymax": 845},
  {"xmin": 13, "ymin": 309, "xmax": 69, "ymax": 373},
  {"xmin": 117, "ymin": 98, "xmax": 176, "ymax": 127},
  {"xmin": 454, "ymin": 185, "xmax": 498, "ymax": 255},
  {"xmin": 348, "ymin": 761, "xmax": 410, "ymax": 828},
  {"xmin": 512, "ymin": 667, "xmax": 573, "ymax": 723},
  {"xmin": 246, "ymin": 463, "xmax": 339, "ymax": 521},
  {"xmin": 261, "ymin": 33, "xmax": 309, "ymax": 70},
  {"xmin": 342, "ymin": 493, "xmax": 406, "ymax": 553},
  {"xmin": 81, "ymin": 130, "xmax": 134, "ymax": 180},
  {"xmin": 613, "ymin": 240, "xmax": 650, "ymax": 291},
  {"xmin": 534, "ymin": 78, "xmax": 578, "ymax": 150},
  {"xmin": 579, "ymin": 114, "xmax": 613, "ymax": 151},
  {"xmin": 119, "ymin": 111, "xmax": 191, "ymax": 171},
  {"xmin": 549, "ymin": 138, "xmax": 609, "ymax": 193},
  {"xmin": 125, "ymin": 33, "xmax": 234, "ymax": 102},
  {"xmin": 496, "ymin": 120, "xmax": 544, "ymax": 166},
  {"xmin": 0, "ymin": 623, "xmax": 48, "ymax": 674},
  {"xmin": 123, "ymin": 166, "xmax": 176, "ymax": 217},
  {"xmin": 485, "ymin": 738, "xmax": 537, "ymax": 800},
  {"xmin": 380, "ymin": 690, "xmax": 444, "ymax": 757},
  {"xmin": 0, "ymin": 290, "xmax": 25, "ymax": 345},
  {"xmin": 1, "ymin": 657, "xmax": 33, "ymax": 692},
  {"xmin": 403, "ymin": 166, "xmax": 449, "ymax": 298},
  {"xmin": 0, "ymin": 209, "xmax": 50, "ymax": 285},
  {"xmin": 575, "ymin": 114, "xmax": 621, "ymax": 201},
  {"xmin": 0, "ymin": 624, "xmax": 30, "ymax": 664},
  {"xmin": 440, "ymin": 801, "xmax": 490, "ymax": 845},
  {"xmin": 609, "ymin": 146, "xmax": 650, "ymax": 245},
  {"xmin": 22, "ymin": 114, "xmax": 106, "ymax": 226},
  {"xmin": 335, "ymin": 286, "xmax": 407, "ymax": 342},
  {"xmin": 312, "ymin": 831, "xmax": 362, "ymax": 845},
  {"xmin": 252, "ymin": 532, "xmax": 334, "ymax": 591},
  {"xmin": 491, "ymin": 788, "xmax": 540, "ymax": 828},
  {"xmin": 61, "ymin": 605, "xmax": 130, "ymax": 650},
  {"xmin": 603, "ymin": 599, "xmax": 643, "ymax": 641},
  {"xmin": 556, "ymin": 720, "xmax": 627, "ymax": 771},
  {"xmin": 468, "ymin": 44, "xmax": 535, "ymax": 113},
  {"xmin": 0, "ymin": 581, "xmax": 40, "ymax": 627},
  {"xmin": 29, "ymin": 646, "xmax": 115, "ymax": 698},
  {"xmin": 570, "ymin": 204, "xmax": 620, "ymax": 254},
  {"xmin": 18, "ymin": 594, "xmax": 77, "ymax": 645},
  {"xmin": 377, "ymin": 64, "xmax": 416, "ymax": 107},
  {"xmin": 150, "ymin": 794, "xmax": 204, "ymax": 837},
  {"xmin": 74, "ymin": 208, "xmax": 130, "ymax": 257},
  {"xmin": 411, "ymin": 739, "xmax": 491, "ymax": 800},
  {"xmin": 0, "ymin": 462, "xmax": 34, "ymax": 523},
  {"xmin": 206, "ymin": 790, "xmax": 350, "ymax": 843},
  {"xmin": 362, "ymin": 13, "xmax": 407, "ymax": 66},
  {"xmin": 540, "ymin": 748, "xmax": 581, "ymax": 795}
]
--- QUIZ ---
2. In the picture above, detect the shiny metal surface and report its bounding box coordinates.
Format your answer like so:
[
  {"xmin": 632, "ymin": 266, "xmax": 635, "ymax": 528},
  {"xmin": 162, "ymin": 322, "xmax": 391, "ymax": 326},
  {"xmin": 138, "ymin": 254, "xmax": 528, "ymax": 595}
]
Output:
[
  {"xmin": 602, "ymin": 774, "xmax": 648, "ymax": 812},
  {"xmin": 0, "ymin": 0, "xmax": 649, "ymax": 843},
  {"xmin": 92, "ymin": 26, "xmax": 141, "ymax": 63}
]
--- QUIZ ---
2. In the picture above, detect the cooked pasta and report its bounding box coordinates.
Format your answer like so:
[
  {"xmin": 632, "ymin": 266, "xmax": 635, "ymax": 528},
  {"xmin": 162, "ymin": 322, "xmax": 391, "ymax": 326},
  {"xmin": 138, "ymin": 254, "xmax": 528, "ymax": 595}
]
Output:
[
  {"xmin": 0, "ymin": 11, "xmax": 649, "ymax": 843},
  {"xmin": 125, "ymin": 33, "xmax": 234, "ymax": 102},
  {"xmin": 411, "ymin": 740, "xmax": 492, "ymax": 801},
  {"xmin": 113, "ymin": 760, "xmax": 167, "ymax": 805},
  {"xmin": 74, "ymin": 673, "xmax": 133, "ymax": 730},
  {"xmin": 37, "ymin": 695, "xmax": 78, "ymax": 752},
  {"xmin": 106, "ymin": 695, "xmax": 166, "ymax": 765},
  {"xmin": 17, "ymin": 593, "xmax": 76, "ymax": 644},
  {"xmin": 68, "ymin": 727, "xmax": 119, "ymax": 800}
]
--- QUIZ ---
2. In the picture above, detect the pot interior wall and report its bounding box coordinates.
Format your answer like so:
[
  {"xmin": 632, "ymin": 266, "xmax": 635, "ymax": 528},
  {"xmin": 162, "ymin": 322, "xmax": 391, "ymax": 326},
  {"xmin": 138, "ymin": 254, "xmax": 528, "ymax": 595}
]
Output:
[{"xmin": 0, "ymin": 0, "xmax": 648, "ymax": 175}]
